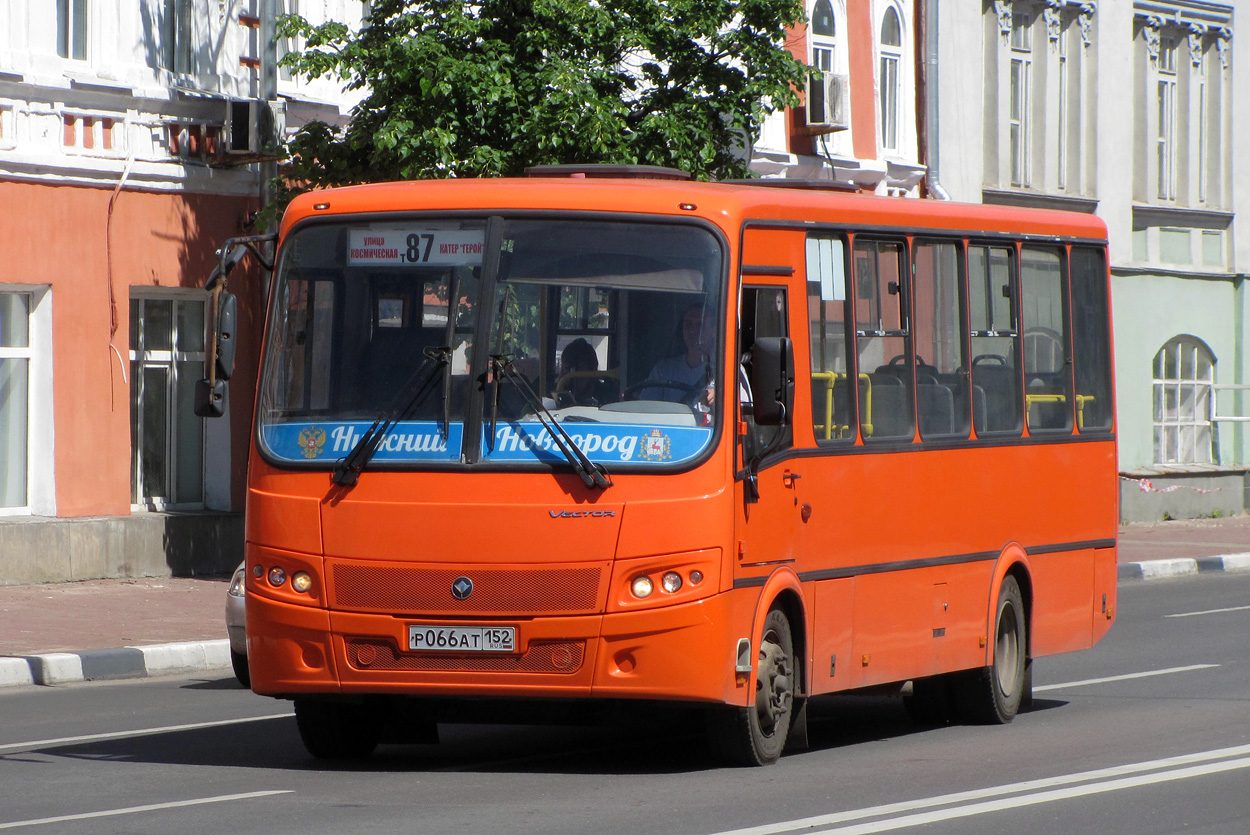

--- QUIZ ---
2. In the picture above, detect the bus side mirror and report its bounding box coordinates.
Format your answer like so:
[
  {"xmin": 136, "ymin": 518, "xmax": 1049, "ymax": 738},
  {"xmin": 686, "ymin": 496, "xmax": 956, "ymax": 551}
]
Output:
[
  {"xmin": 215, "ymin": 291, "xmax": 238, "ymax": 380},
  {"xmin": 194, "ymin": 378, "xmax": 226, "ymax": 418},
  {"xmin": 749, "ymin": 337, "xmax": 793, "ymax": 426}
]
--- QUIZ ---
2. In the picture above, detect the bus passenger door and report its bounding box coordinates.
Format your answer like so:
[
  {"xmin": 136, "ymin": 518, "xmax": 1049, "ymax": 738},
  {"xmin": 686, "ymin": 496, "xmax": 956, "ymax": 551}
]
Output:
[{"xmin": 735, "ymin": 230, "xmax": 812, "ymax": 599}]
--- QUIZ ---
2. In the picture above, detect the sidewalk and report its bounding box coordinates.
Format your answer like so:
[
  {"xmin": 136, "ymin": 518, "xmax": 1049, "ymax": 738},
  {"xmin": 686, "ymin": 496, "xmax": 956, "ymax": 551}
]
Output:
[{"xmin": 2, "ymin": 516, "xmax": 1248, "ymax": 688}]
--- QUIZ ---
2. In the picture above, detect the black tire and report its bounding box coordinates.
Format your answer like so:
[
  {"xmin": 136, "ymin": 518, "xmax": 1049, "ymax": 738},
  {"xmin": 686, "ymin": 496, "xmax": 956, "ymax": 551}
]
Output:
[
  {"xmin": 956, "ymin": 575, "xmax": 1027, "ymax": 724},
  {"xmin": 294, "ymin": 699, "xmax": 379, "ymax": 760},
  {"xmin": 230, "ymin": 649, "xmax": 251, "ymax": 689},
  {"xmin": 706, "ymin": 607, "xmax": 795, "ymax": 766},
  {"xmin": 903, "ymin": 674, "xmax": 954, "ymax": 726}
]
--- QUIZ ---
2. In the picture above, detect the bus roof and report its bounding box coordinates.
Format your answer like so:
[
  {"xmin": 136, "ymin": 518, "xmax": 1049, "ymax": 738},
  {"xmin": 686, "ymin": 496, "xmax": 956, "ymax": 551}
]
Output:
[{"xmin": 281, "ymin": 177, "xmax": 1108, "ymax": 244}]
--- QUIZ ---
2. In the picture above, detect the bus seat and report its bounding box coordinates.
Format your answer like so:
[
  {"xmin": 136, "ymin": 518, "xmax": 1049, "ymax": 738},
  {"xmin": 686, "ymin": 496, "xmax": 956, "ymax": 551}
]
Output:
[
  {"xmin": 864, "ymin": 373, "xmax": 912, "ymax": 440},
  {"xmin": 971, "ymin": 365, "xmax": 1018, "ymax": 433},
  {"xmin": 917, "ymin": 381, "xmax": 954, "ymax": 437}
]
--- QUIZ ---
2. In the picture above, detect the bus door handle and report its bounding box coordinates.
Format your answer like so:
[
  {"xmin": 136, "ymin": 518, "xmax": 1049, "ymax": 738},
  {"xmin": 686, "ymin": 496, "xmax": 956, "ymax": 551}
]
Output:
[{"xmin": 782, "ymin": 471, "xmax": 801, "ymax": 488}]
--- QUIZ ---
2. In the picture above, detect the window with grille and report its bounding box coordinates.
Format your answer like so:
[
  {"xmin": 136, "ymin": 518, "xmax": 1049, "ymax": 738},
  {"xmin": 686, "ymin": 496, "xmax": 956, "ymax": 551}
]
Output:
[{"xmin": 1153, "ymin": 337, "xmax": 1215, "ymax": 465}]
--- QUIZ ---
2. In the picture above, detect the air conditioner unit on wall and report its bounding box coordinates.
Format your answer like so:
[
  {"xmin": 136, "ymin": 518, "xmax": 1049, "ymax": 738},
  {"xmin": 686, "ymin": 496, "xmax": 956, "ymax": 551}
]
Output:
[
  {"xmin": 806, "ymin": 72, "xmax": 850, "ymax": 132},
  {"xmin": 225, "ymin": 99, "xmax": 259, "ymax": 154}
]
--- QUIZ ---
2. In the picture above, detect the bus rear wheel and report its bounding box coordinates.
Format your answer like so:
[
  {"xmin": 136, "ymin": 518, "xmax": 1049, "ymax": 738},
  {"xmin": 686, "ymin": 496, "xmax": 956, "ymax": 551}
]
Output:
[
  {"xmin": 957, "ymin": 575, "xmax": 1027, "ymax": 724},
  {"xmin": 706, "ymin": 607, "xmax": 794, "ymax": 766},
  {"xmin": 294, "ymin": 699, "xmax": 379, "ymax": 760}
]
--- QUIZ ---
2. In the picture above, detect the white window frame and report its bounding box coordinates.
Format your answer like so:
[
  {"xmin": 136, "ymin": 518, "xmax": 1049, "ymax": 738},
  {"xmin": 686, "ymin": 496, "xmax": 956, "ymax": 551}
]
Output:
[
  {"xmin": 878, "ymin": 4, "xmax": 902, "ymax": 153},
  {"xmin": 1153, "ymin": 336, "xmax": 1215, "ymax": 465},
  {"xmin": 811, "ymin": 0, "xmax": 837, "ymax": 75},
  {"xmin": 278, "ymin": 0, "xmax": 304, "ymax": 84},
  {"xmin": 57, "ymin": 0, "xmax": 88, "ymax": 61},
  {"xmin": 163, "ymin": 0, "xmax": 195, "ymax": 75},
  {"xmin": 1009, "ymin": 10, "xmax": 1032, "ymax": 187},
  {"xmin": 129, "ymin": 292, "xmax": 208, "ymax": 511},
  {"xmin": 1156, "ymin": 35, "xmax": 1178, "ymax": 201},
  {"xmin": 1057, "ymin": 22, "xmax": 1068, "ymax": 190},
  {"xmin": 1195, "ymin": 45, "xmax": 1207, "ymax": 203},
  {"xmin": 0, "ymin": 286, "xmax": 54, "ymax": 517}
]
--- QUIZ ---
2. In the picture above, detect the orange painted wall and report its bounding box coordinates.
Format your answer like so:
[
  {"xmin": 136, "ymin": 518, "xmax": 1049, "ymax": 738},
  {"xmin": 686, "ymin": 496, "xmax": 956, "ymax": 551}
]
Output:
[
  {"xmin": 2, "ymin": 179, "xmax": 259, "ymax": 516},
  {"xmin": 846, "ymin": 0, "xmax": 879, "ymax": 159},
  {"xmin": 784, "ymin": 1, "xmax": 879, "ymax": 159}
]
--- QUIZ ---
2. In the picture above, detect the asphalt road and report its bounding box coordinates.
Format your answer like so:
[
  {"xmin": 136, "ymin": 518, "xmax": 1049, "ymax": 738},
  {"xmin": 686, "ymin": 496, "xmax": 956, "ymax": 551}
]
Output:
[{"xmin": 1, "ymin": 572, "xmax": 1247, "ymax": 835}]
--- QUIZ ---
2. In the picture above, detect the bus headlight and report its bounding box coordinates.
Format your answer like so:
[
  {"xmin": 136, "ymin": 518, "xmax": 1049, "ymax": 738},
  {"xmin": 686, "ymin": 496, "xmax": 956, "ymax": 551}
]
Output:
[
  {"xmin": 291, "ymin": 571, "xmax": 313, "ymax": 593},
  {"xmin": 631, "ymin": 576, "xmax": 654, "ymax": 599},
  {"xmin": 267, "ymin": 567, "xmax": 287, "ymax": 587},
  {"xmin": 661, "ymin": 572, "xmax": 683, "ymax": 593}
]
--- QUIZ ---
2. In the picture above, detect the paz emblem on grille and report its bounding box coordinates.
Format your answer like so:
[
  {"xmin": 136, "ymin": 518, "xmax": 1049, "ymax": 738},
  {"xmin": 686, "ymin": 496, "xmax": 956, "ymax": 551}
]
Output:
[{"xmin": 451, "ymin": 576, "xmax": 474, "ymax": 600}]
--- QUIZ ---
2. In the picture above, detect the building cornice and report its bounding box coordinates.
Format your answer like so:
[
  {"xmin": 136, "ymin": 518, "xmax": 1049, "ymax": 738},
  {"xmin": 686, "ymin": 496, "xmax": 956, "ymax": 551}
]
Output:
[{"xmin": 982, "ymin": 188, "xmax": 1099, "ymax": 213}]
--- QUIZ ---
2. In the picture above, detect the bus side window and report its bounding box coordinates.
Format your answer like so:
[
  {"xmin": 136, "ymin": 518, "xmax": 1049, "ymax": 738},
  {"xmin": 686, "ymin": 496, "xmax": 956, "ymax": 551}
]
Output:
[
  {"xmin": 853, "ymin": 239, "xmax": 914, "ymax": 442},
  {"xmin": 1021, "ymin": 246, "xmax": 1072, "ymax": 433},
  {"xmin": 1069, "ymin": 246, "xmax": 1114, "ymax": 432},
  {"xmin": 275, "ymin": 278, "xmax": 336, "ymax": 414},
  {"xmin": 968, "ymin": 245, "xmax": 1022, "ymax": 436},
  {"xmin": 913, "ymin": 240, "xmax": 969, "ymax": 439},
  {"xmin": 805, "ymin": 234, "xmax": 853, "ymax": 444}
]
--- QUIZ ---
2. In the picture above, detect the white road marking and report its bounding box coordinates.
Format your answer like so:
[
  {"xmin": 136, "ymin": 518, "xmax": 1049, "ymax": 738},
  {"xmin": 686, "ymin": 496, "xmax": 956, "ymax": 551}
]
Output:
[
  {"xmin": 0, "ymin": 790, "xmax": 292, "ymax": 830},
  {"xmin": 0, "ymin": 712, "xmax": 294, "ymax": 754},
  {"xmin": 706, "ymin": 744, "xmax": 1250, "ymax": 835},
  {"xmin": 1165, "ymin": 604, "xmax": 1250, "ymax": 618},
  {"xmin": 1032, "ymin": 663, "xmax": 1218, "ymax": 692}
]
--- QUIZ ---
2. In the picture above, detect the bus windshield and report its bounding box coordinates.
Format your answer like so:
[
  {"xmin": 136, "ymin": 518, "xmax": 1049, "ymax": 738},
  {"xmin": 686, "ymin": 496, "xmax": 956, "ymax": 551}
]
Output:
[{"xmin": 257, "ymin": 216, "xmax": 725, "ymax": 471}]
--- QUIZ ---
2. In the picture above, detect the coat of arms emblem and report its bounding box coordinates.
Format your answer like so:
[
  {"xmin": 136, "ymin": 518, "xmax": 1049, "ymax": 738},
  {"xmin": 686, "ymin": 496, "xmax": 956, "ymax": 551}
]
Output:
[
  {"xmin": 639, "ymin": 429, "xmax": 671, "ymax": 462},
  {"xmin": 297, "ymin": 426, "xmax": 327, "ymax": 459}
]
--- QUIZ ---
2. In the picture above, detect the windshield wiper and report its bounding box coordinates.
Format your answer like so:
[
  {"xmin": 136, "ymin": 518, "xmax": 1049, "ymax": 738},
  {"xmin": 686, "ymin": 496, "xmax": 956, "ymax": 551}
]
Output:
[
  {"xmin": 489, "ymin": 355, "xmax": 612, "ymax": 490},
  {"xmin": 332, "ymin": 346, "xmax": 451, "ymax": 487}
]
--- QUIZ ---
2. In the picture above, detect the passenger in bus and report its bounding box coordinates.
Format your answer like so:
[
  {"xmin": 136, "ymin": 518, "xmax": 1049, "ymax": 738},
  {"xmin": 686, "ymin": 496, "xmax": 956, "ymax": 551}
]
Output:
[
  {"xmin": 557, "ymin": 338, "xmax": 608, "ymax": 407},
  {"xmin": 639, "ymin": 304, "xmax": 716, "ymax": 404}
]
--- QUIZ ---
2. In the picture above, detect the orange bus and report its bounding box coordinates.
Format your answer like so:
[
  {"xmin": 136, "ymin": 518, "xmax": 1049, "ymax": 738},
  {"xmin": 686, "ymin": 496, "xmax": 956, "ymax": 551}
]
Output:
[{"xmin": 212, "ymin": 166, "xmax": 1117, "ymax": 765}]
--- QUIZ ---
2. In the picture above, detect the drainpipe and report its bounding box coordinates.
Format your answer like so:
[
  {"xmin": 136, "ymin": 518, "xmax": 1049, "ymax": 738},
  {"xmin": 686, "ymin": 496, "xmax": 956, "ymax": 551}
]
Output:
[
  {"xmin": 259, "ymin": 0, "xmax": 279, "ymax": 298},
  {"xmin": 921, "ymin": 0, "xmax": 950, "ymax": 200}
]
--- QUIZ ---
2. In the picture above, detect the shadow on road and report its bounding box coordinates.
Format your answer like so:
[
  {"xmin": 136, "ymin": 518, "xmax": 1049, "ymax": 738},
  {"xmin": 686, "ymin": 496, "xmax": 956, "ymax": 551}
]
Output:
[{"xmin": 15, "ymin": 678, "xmax": 1066, "ymax": 776}]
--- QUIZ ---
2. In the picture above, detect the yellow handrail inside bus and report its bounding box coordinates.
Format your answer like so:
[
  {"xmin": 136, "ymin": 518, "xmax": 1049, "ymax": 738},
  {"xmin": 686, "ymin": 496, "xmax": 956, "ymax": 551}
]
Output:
[
  {"xmin": 1025, "ymin": 393, "xmax": 1095, "ymax": 430},
  {"xmin": 811, "ymin": 372, "xmax": 873, "ymax": 440}
]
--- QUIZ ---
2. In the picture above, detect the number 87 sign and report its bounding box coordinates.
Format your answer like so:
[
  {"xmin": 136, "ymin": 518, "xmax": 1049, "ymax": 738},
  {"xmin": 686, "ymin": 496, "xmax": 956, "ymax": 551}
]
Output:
[{"xmin": 348, "ymin": 228, "xmax": 485, "ymax": 267}]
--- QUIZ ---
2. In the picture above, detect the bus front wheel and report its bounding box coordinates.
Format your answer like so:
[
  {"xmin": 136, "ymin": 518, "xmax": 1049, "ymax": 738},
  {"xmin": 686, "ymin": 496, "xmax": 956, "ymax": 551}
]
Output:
[
  {"xmin": 706, "ymin": 607, "xmax": 794, "ymax": 766},
  {"xmin": 294, "ymin": 699, "xmax": 379, "ymax": 760},
  {"xmin": 958, "ymin": 575, "xmax": 1027, "ymax": 724}
]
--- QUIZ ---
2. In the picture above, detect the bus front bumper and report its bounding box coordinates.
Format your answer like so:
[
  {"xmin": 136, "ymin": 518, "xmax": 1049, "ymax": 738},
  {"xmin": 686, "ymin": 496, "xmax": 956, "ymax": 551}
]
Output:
[{"xmin": 247, "ymin": 590, "xmax": 751, "ymax": 706}]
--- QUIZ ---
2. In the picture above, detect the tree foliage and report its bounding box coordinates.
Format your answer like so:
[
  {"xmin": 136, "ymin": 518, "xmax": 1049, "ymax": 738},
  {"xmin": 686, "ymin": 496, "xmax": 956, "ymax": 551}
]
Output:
[{"xmin": 272, "ymin": 0, "xmax": 806, "ymax": 209}]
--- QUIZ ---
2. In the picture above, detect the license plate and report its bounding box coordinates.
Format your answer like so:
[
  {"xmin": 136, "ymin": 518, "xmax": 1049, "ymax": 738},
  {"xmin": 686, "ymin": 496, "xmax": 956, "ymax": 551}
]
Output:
[{"xmin": 407, "ymin": 625, "xmax": 516, "ymax": 653}]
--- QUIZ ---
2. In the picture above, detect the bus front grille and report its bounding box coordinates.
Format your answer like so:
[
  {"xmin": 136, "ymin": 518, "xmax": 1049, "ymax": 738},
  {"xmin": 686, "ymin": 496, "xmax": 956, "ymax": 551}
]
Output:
[
  {"xmin": 329, "ymin": 562, "xmax": 606, "ymax": 616},
  {"xmin": 346, "ymin": 638, "xmax": 585, "ymax": 675}
]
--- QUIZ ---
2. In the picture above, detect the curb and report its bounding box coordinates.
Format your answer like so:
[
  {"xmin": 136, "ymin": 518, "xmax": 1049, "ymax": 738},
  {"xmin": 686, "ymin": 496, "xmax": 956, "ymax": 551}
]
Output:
[
  {"xmin": 5, "ymin": 555, "xmax": 1250, "ymax": 689},
  {"xmin": 0, "ymin": 640, "xmax": 230, "ymax": 688},
  {"xmin": 1118, "ymin": 553, "xmax": 1250, "ymax": 581}
]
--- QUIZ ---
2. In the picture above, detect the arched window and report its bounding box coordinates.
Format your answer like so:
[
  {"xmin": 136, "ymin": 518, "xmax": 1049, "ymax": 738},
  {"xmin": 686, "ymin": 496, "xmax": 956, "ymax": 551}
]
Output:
[
  {"xmin": 879, "ymin": 6, "xmax": 902, "ymax": 151},
  {"xmin": 1153, "ymin": 337, "xmax": 1216, "ymax": 464}
]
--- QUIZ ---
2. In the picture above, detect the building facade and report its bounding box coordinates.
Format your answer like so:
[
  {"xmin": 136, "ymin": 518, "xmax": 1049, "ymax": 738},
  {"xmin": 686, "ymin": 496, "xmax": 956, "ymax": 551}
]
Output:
[
  {"xmin": 926, "ymin": 0, "xmax": 1247, "ymax": 521},
  {"xmin": 760, "ymin": 0, "xmax": 1248, "ymax": 520},
  {"xmin": 0, "ymin": 0, "xmax": 358, "ymax": 584},
  {"xmin": 753, "ymin": 0, "xmax": 928, "ymax": 195}
]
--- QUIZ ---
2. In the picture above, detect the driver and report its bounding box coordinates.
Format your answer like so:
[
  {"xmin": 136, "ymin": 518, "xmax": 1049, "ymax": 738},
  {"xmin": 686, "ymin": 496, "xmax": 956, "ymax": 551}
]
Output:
[{"xmin": 639, "ymin": 304, "xmax": 716, "ymax": 403}]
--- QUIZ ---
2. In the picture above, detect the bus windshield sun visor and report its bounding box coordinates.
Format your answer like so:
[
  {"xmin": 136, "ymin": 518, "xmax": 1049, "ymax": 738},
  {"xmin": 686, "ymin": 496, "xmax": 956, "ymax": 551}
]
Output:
[
  {"xmin": 331, "ymin": 347, "xmax": 451, "ymax": 487},
  {"xmin": 489, "ymin": 355, "xmax": 612, "ymax": 490}
]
